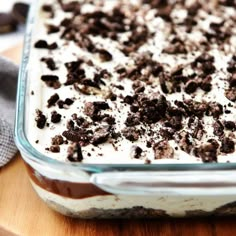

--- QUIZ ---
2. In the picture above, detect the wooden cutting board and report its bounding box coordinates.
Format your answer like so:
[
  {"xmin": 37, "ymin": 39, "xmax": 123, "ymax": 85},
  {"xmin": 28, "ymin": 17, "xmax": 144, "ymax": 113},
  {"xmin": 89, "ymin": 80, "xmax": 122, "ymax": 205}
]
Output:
[{"xmin": 1, "ymin": 45, "xmax": 236, "ymax": 236}]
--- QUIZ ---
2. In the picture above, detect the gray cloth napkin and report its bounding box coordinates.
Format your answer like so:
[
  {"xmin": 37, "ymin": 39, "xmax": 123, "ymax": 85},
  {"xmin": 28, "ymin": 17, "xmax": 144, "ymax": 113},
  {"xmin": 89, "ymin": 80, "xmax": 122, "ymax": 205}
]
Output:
[{"xmin": 0, "ymin": 56, "xmax": 18, "ymax": 167}]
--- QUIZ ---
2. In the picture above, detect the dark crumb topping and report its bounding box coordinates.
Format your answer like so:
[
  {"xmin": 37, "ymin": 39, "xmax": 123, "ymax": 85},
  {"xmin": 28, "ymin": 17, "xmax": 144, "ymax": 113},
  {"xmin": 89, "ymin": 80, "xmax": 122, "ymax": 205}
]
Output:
[
  {"xmin": 41, "ymin": 4, "xmax": 53, "ymax": 13},
  {"xmin": 224, "ymin": 121, "xmax": 236, "ymax": 131},
  {"xmin": 34, "ymin": 40, "xmax": 58, "ymax": 50},
  {"xmin": 220, "ymin": 137, "xmax": 235, "ymax": 154},
  {"xmin": 122, "ymin": 127, "xmax": 139, "ymax": 142},
  {"xmin": 46, "ymin": 24, "xmax": 60, "ymax": 34},
  {"xmin": 131, "ymin": 146, "xmax": 143, "ymax": 159},
  {"xmin": 51, "ymin": 135, "xmax": 64, "ymax": 145},
  {"xmin": 195, "ymin": 142, "xmax": 217, "ymax": 163},
  {"xmin": 35, "ymin": 109, "xmax": 47, "ymax": 129},
  {"xmin": 47, "ymin": 93, "xmax": 59, "ymax": 107},
  {"xmin": 51, "ymin": 111, "xmax": 62, "ymax": 123},
  {"xmin": 41, "ymin": 75, "xmax": 59, "ymax": 82},
  {"xmin": 67, "ymin": 143, "xmax": 83, "ymax": 162},
  {"xmin": 153, "ymin": 140, "xmax": 174, "ymax": 159},
  {"xmin": 33, "ymin": 0, "xmax": 236, "ymax": 163},
  {"xmin": 96, "ymin": 49, "xmax": 113, "ymax": 62},
  {"xmin": 49, "ymin": 145, "xmax": 60, "ymax": 153},
  {"xmin": 40, "ymin": 75, "xmax": 61, "ymax": 88},
  {"xmin": 91, "ymin": 127, "xmax": 110, "ymax": 145},
  {"xmin": 41, "ymin": 57, "xmax": 58, "ymax": 71}
]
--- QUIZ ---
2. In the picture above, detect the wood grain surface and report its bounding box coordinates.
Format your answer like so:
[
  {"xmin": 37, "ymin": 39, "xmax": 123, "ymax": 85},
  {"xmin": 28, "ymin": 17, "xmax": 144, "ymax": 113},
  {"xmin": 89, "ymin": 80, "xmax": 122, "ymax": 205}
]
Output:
[{"xmin": 1, "ymin": 45, "xmax": 236, "ymax": 236}]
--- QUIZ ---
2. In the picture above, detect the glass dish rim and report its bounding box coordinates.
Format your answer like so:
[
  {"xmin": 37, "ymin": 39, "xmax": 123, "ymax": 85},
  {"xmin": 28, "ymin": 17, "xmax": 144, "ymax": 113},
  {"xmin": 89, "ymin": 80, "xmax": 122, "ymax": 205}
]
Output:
[{"xmin": 14, "ymin": 0, "xmax": 236, "ymax": 173}]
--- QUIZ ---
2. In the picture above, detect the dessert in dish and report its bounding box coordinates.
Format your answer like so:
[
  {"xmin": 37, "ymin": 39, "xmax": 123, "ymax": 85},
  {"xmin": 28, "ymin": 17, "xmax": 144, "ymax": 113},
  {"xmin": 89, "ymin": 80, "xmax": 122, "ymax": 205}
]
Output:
[
  {"xmin": 17, "ymin": 0, "xmax": 236, "ymax": 218},
  {"xmin": 28, "ymin": 0, "xmax": 236, "ymax": 164}
]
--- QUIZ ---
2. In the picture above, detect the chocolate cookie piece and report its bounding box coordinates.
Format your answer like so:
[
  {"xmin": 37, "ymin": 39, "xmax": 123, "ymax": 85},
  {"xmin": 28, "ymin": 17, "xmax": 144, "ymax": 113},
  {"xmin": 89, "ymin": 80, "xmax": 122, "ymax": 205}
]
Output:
[
  {"xmin": 34, "ymin": 40, "xmax": 58, "ymax": 50},
  {"xmin": 196, "ymin": 143, "xmax": 217, "ymax": 163},
  {"xmin": 0, "ymin": 13, "xmax": 17, "ymax": 34},
  {"xmin": 184, "ymin": 80, "xmax": 198, "ymax": 94},
  {"xmin": 220, "ymin": 137, "xmax": 235, "ymax": 154},
  {"xmin": 35, "ymin": 109, "xmax": 47, "ymax": 129},
  {"xmin": 177, "ymin": 131, "xmax": 193, "ymax": 153},
  {"xmin": 153, "ymin": 140, "xmax": 174, "ymax": 159},
  {"xmin": 46, "ymin": 24, "xmax": 60, "ymax": 34},
  {"xmin": 51, "ymin": 135, "xmax": 64, "ymax": 145},
  {"xmin": 96, "ymin": 49, "xmax": 113, "ymax": 62},
  {"xmin": 47, "ymin": 93, "xmax": 60, "ymax": 107},
  {"xmin": 12, "ymin": 2, "xmax": 29, "ymax": 23},
  {"xmin": 41, "ymin": 57, "xmax": 58, "ymax": 71},
  {"xmin": 67, "ymin": 143, "xmax": 83, "ymax": 162},
  {"xmin": 41, "ymin": 4, "xmax": 53, "ymax": 13},
  {"xmin": 213, "ymin": 120, "xmax": 224, "ymax": 137},
  {"xmin": 122, "ymin": 127, "xmax": 139, "ymax": 141},
  {"xmin": 224, "ymin": 121, "xmax": 236, "ymax": 131},
  {"xmin": 229, "ymin": 73, "xmax": 236, "ymax": 88},
  {"xmin": 130, "ymin": 145, "xmax": 143, "ymax": 159},
  {"xmin": 91, "ymin": 127, "xmax": 110, "ymax": 145},
  {"xmin": 63, "ymin": 129, "xmax": 92, "ymax": 145},
  {"xmin": 51, "ymin": 111, "xmax": 62, "ymax": 123},
  {"xmin": 49, "ymin": 145, "xmax": 60, "ymax": 153},
  {"xmin": 225, "ymin": 88, "xmax": 236, "ymax": 102}
]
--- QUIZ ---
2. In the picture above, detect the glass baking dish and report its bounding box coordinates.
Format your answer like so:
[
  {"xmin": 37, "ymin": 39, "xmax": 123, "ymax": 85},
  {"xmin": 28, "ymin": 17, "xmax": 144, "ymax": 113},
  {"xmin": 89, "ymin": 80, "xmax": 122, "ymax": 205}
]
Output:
[{"xmin": 15, "ymin": 0, "xmax": 236, "ymax": 218}]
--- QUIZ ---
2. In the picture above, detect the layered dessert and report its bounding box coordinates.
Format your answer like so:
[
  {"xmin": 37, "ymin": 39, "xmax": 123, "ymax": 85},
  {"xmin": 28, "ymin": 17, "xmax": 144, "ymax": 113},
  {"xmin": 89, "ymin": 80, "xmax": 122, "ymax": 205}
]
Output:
[
  {"xmin": 22, "ymin": 0, "xmax": 236, "ymax": 217},
  {"xmin": 28, "ymin": 0, "xmax": 236, "ymax": 164}
]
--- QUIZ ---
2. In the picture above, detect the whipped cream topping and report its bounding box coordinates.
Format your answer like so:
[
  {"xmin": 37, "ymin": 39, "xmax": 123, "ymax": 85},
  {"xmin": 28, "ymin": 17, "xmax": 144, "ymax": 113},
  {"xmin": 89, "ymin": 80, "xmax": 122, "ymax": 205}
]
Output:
[{"xmin": 27, "ymin": 0, "xmax": 236, "ymax": 164}]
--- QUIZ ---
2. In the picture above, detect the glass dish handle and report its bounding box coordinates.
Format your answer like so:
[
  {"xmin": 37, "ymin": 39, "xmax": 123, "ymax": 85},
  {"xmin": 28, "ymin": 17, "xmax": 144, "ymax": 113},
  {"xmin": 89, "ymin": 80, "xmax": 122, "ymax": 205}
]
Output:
[{"xmin": 90, "ymin": 171, "xmax": 236, "ymax": 195}]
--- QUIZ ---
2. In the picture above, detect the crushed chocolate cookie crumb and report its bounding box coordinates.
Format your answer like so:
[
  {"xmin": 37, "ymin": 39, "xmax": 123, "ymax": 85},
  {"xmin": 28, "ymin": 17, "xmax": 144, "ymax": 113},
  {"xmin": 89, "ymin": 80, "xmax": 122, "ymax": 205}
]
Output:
[
  {"xmin": 208, "ymin": 102, "xmax": 223, "ymax": 118},
  {"xmin": 91, "ymin": 127, "xmax": 110, "ymax": 145},
  {"xmin": 51, "ymin": 135, "xmax": 64, "ymax": 145},
  {"xmin": 64, "ymin": 98, "xmax": 74, "ymax": 105},
  {"xmin": 200, "ymin": 76, "xmax": 212, "ymax": 92},
  {"xmin": 47, "ymin": 93, "xmax": 59, "ymax": 107},
  {"xmin": 184, "ymin": 80, "xmax": 198, "ymax": 94},
  {"xmin": 125, "ymin": 114, "xmax": 140, "ymax": 127},
  {"xmin": 115, "ymin": 84, "xmax": 124, "ymax": 90},
  {"xmin": 50, "ymin": 145, "xmax": 60, "ymax": 153},
  {"xmin": 196, "ymin": 143, "xmax": 217, "ymax": 163},
  {"xmin": 34, "ymin": 40, "xmax": 48, "ymax": 48},
  {"xmin": 34, "ymin": 40, "xmax": 58, "ymax": 50},
  {"xmin": 51, "ymin": 111, "xmax": 62, "ymax": 123},
  {"xmin": 130, "ymin": 145, "xmax": 143, "ymax": 159},
  {"xmin": 213, "ymin": 120, "xmax": 224, "ymax": 137},
  {"xmin": 96, "ymin": 49, "xmax": 113, "ymax": 62},
  {"xmin": 67, "ymin": 143, "xmax": 83, "ymax": 162},
  {"xmin": 63, "ymin": 129, "xmax": 91, "ymax": 144},
  {"xmin": 42, "ymin": 4, "xmax": 53, "ymax": 13},
  {"xmin": 177, "ymin": 131, "xmax": 193, "ymax": 153},
  {"xmin": 153, "ymin": 140, "xmax": 174, "ymax": 159},
  {"xmin": 220, "ymin": 137, "xmax": 235, "ymax": 154},
  {"xmin": 35, "ymin": 109, "xmax": 47, "ymax": 129},
  {"xmin": 124, "ymin": 95, "xmax": 134, "ymax": 105},
  {"xmin": 46, "ymin": 24, "xmax": 60, "ymax": 34},
  {"xmin": 41, "ymin": 75, "xmax": 59, "ymax": 82},
  {"xmin": 225, "ymin": 88, "xmax": 236, "ymax": 102},
  {"xmin": 41, "ymin": 57, "xmax": 57, "ymax": 70},
  {"xmin": 224, "ymin": 121, "xmax": 236, "ymax": 131},
  {"xmin": 122, "ymin": 127, "xmax": 139, "ymax": 141},
  {"xmin": 84, "ymin": 101, "xmax": 110, "ymax": 120}
]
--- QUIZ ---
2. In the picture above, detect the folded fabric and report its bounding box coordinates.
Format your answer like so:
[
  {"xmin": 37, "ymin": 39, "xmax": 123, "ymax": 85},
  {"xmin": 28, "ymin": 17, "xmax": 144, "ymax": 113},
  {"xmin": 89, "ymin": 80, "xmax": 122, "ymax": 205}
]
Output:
[{"xmin": 0, "ymin": 56, "xmax": 18, "ymax": 167}]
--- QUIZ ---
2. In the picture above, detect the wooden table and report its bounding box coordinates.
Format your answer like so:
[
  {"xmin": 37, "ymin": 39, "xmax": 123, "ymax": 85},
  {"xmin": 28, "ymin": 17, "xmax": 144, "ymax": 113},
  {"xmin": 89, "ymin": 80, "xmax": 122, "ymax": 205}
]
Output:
[{"xmin": 1, "ymin": 46, "xmax": 236, "ymax": 236}]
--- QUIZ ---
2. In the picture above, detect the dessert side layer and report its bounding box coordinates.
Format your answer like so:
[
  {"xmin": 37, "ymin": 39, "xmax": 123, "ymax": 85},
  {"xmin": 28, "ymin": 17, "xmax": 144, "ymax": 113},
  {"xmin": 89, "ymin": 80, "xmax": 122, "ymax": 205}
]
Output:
[
  {"xmin": 27, "ymin": 0, "xmax": 236, "ymax": 164},
  {"xmin": 31, "ymin": 180, "xmax": 236, "ymax": 217}
]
